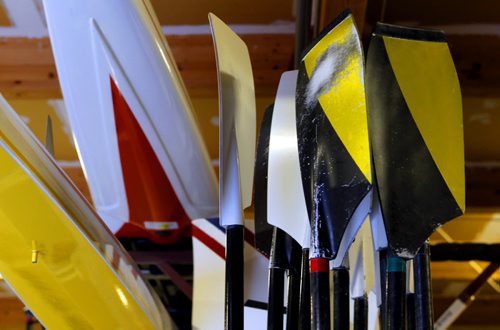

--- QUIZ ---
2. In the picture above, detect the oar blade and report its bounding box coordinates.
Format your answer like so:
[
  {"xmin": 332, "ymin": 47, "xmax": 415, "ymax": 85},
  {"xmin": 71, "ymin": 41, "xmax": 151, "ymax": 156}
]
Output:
[
  {"xmin": 366, "ymin": 24, "xmax": 465, "ymax": 259},
  {"xmin": 296, "ymin": 11, "xmax": 372, "ymax": 260},
  {"xmin": 254, "ymin": 104, "xmax": 275, "ymax": 256},
  {"xmin": 268, "ymin": 70, "xmax": 310, "ymax": 248},
  {"xmin": 209, "ymin": 13, "xmax": 256, "ymax": 227}
]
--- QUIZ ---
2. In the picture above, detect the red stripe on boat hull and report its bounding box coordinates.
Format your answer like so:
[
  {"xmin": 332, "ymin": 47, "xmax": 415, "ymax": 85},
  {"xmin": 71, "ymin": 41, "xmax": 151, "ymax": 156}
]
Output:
[{"xmin": 110, "ymin": 77, "xmax": 190, "ymax": 244}]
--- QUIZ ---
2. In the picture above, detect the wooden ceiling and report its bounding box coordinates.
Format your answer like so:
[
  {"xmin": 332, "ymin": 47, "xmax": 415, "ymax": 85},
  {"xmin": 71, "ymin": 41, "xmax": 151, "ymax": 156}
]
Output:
[{"xmin": 0, "ymin": 0, "xmax": 498, "ymax": 327}]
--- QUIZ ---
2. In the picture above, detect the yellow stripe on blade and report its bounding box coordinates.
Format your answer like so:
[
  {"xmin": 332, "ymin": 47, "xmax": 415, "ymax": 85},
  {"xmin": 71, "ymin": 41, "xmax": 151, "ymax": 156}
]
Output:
[
  {"xmin": 384, "ymin": 36, "xmax": 465, "ymax": 211},
  {"xmin": 303, "ymin": 14, "xmax": 371, "ymax": 183}
]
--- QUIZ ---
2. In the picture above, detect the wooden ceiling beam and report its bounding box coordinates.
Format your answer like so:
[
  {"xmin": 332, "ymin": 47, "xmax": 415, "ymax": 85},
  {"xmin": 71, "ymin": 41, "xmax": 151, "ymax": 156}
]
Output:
[
  {"xmin": 0, "ymin": 34, "xmax": 294, "ymax": 100},
  {"xmin": 0, "ymin": 31, "xmax": 496, "ymax": 99}
]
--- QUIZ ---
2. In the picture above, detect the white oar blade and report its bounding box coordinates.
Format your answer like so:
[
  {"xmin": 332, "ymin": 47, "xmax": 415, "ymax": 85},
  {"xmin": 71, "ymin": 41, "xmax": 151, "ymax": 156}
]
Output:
[
  {"xmin": 268, "ymin": 70, "xmax": 310, "ymax": 247},
  {"xmin": 209, "ymin": 13, "xmax": 256, "ymax": 226},
  {"xmin": 348, "ymin": 217, "xmax": 376, "ymax": 297}
]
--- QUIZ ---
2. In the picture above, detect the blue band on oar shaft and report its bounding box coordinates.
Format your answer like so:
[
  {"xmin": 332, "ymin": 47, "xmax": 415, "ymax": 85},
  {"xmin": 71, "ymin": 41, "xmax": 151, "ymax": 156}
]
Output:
[{"xmin": 387, "ymin": 257, "xmax": 406, "ymax": 273}]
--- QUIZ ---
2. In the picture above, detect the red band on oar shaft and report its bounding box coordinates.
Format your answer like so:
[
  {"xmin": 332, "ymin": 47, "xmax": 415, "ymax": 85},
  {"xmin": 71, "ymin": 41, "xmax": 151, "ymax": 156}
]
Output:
[{"xmin": 310, "ymin": 258, "xmax": 329, "ymax": 273}]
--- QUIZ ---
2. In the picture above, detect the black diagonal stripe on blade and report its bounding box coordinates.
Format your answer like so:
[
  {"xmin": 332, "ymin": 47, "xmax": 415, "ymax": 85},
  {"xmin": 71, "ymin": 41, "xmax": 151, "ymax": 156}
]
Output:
[
  {"xmin": 374, "ymin": 22, "xmax": 446, "ymax": 42},
  {"xmin": 296, "ymin": 63, "xmax": 371, "ymax": 259},
  {"xmin": 366, "ymin": 35, "xmax": 462, "ymax": 259},
  {"xmin": 254, "ymin": 104, "xmax": 274, "ymax": 257}
]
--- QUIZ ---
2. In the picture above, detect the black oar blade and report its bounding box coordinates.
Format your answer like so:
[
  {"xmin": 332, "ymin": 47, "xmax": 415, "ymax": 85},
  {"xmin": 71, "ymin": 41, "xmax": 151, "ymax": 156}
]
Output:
[
  {"xmin": 254, "ymin": 104, "xmax": 275, "ymax": 257},
  {"xmin": 366, "ymin": 23, "xmax": 465, "ymax": 259},
  {"xmin": 296, "ymin": 10, "xmax": 372, "ymax": 261}
]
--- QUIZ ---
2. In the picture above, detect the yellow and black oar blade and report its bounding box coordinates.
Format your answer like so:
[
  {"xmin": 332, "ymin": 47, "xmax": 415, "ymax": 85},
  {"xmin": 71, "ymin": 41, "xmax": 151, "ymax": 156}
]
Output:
[
  {"xmin": 296, "ymin": 10, "xmax": 372, "ymax": 261},
  {"xmin": 366, "ymin": 23, "xmax": 465, "ymax": 330},
  {"xmin": 296, "ymin": 10, "xmax": 372, "ymax": 329},
  {"xmin": 366, "ymin": 23, "xmax": 464, "ymax": 259}
]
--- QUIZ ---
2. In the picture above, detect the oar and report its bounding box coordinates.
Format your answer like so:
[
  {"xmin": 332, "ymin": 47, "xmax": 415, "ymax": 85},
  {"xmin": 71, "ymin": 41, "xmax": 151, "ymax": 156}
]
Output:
[
  {"xmin": 435, "ymin": 262, "xmax": 500, "ymax": 329},
  {"xmin": 254, "ymin": 104, "xmax": 288, "ymax": 330},
  {"xmin": 296, "ymin": 11, "xmax": 372, "ymax": 329},
  {"xmin": 294, "ymin": 2, "xmax": 315, "ymax": 327},
  {"xmin": 366, "ymin": 23, "xmax": 465, "ymax": 330},
  {"xmin": 209, "ymin": 13, "xmax": 256, "ymax": 330},
  {"xmin": 413, "ymin": 242, "xmax": 432, "ymax": 328},
  {"xmin": 266, "ymin": 70, "xmax": 310, "ymax": 329}
]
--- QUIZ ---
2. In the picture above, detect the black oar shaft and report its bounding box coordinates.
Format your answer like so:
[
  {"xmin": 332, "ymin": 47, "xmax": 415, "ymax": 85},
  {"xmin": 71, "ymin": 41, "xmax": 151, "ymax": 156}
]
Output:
[
  {"xmin": 384, "ymin": 255, "xmax": 406, "ymax": 330},
  {"xmin": 414, "ymin": 243, "xmax": 433, "ymax": 329},
  {"xmin": 268, "ymin": 267, "xmax": 285, "ymax": 330},
  {"xmin": 406, "ymin": 292, "xmax": 416, "ymax": 330},
  {"xmin": 299, "ymin": 249, "xmax": 311, "ymax": 330},
  {"xmin": 294, "ymin": 0, "xmax": 312, "ymax": 68},
  {"xmin": 268, "ymin": 228, "xmax": 289, "ymax": 330},
  {"xmin": 225, "ymin": 225, "xmax": 244, "ymax": 330},
  {"xmin": 310, "ymin": 258, "xmax": 330, "ymax": 330},
  {"xmin": 286, "ymin": 269, "xmax": 301, "ymax": 330},
  {"xmin": 333, "ymin": 267, "xmax": 350, "ymax": 330},
  {"xmin": 353, "ymin": 295, "xmax": 368, "ymax": 330},
  {"xmin": 378, "ymin": 250, "xmax": 387, "ymax": 329}
]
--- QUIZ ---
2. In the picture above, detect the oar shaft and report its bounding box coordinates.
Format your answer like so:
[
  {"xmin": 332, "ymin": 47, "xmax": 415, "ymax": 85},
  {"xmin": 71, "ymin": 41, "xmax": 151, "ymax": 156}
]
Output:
[
  {"xmin": 414, "ymin": 243, "xmax": 433, "ymax": 329},
  {"xmin": 294, "ymin": 0, "xmax": 312, "ymax": 68},
  {"xmin": 268, "ymin": 267, "xmax": 285, "ymax": 330},
  {"xmin": 269, "ymin": 228, "xmax": 287, "ymax": 329},
  {"xmin": 435, "ymin": 262, "xmax": 500, "ymax": 330},
  {"xmin": 299, "ymin": 249, "xmax": 311, "ymax": 330},
  {"xmin": 310, "ymin": 258, "xmax": 330, "ymax": 330},
  {"xmin": 225, "ymin": 225, "xmax": 244, "ymax": 330},
  {"xmin": 333, "ymin": 267, "xmax": 350, "ymax": 330},
  {"xmin": 286, "ymin": 269, "xmax": 301, "ymax": 330},
  {"xmin": 406, "ymin": 293, "xmax": 416, "ymax": 330},
  {"xmin": 378, "ymin": 250, "xmax": 387, "ymax": 329},
  {"xmin": 384, "ymin": 255, "xmax": 406, "ymax": 330},
  {"xmin": 353, "ymin": 295, "xmax": 368, "ymax": 330}
]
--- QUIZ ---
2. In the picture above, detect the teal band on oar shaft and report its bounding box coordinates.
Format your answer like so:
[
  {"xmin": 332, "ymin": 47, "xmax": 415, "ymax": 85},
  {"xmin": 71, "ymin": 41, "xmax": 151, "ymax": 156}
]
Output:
[
  {"xmin": 388, "ymin": 257, "xmax": 406, "ymax": 273},
  {"xmin": 384, "ymin": 255, "xmax": 406, "ymax": 330}
]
